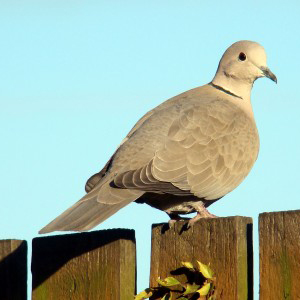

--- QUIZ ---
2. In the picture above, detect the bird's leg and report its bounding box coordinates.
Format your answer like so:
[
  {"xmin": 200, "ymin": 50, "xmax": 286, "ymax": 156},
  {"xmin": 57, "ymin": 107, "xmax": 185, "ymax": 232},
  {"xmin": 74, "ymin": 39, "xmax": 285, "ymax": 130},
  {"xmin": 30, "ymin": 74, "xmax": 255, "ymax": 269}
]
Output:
[{"xmin": 187, "ymin": 202, "xmax": 218, "ymax": 228}]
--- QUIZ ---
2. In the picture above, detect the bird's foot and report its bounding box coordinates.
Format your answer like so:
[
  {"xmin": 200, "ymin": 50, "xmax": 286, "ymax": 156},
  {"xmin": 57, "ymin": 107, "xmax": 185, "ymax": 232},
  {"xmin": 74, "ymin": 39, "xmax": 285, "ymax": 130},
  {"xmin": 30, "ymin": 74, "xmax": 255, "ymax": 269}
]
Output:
[
  {"xmin": 187, "ymin": 203, "xmax": 218, "ymax": 228},
  {"xmin": 167, "ymin": 213, "xmax": 189, "ymax": 229}
]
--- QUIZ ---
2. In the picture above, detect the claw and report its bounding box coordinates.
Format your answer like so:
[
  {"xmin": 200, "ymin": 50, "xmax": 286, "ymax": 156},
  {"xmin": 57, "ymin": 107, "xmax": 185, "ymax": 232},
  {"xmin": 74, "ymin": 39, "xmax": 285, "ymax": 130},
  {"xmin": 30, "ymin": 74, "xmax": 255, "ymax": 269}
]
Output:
[
  {"xmin": 168, "ymin": 219, "xmax": 177, "ymax": 229},
  {"xmin": 167, "ymin": 202, "xmax": 218, "ymax": 229},
  {"xmin": 187, "ymin": 203, "xmax": 218, "ymax": 228},
  {"xmin": 167, "ymin": 212, "xmax": 189, "ymax": 228}
]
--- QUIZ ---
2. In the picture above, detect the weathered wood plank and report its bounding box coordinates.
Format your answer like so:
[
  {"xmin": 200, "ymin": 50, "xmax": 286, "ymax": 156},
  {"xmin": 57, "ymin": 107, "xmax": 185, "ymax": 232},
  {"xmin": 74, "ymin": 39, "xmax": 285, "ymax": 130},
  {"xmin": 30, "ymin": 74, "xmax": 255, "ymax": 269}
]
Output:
[
  {"xmin": 0, "ymin": 239, "xmax": 27, "ymax": 300},
  {"xmin": 259, "ymin": 210, "xmax": 300, "ymax": 299},
  {"xmin": 32, "ymin": 229, "xmax": 136, "ymax": 300},
  {"xmin": 150, "ymin": 217, "xmax": 253, "ymax": 299}
]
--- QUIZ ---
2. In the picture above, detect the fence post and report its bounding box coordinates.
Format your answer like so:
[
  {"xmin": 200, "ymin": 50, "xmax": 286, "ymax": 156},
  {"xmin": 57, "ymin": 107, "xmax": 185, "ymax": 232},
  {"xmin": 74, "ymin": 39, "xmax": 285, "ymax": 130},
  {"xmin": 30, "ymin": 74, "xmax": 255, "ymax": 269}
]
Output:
[
  {"xmin": 259, "ymin": 210, "xmax": 300, "ymax": 299},
  {"xmin": 150, "ymin": 217, "xmax": 253, "ymax": 299},
  {"xmin": 32, "ymin": 229, "xmax": 136, "ymax": 300},
  {"xmin": 0, "ymin": 239, "xmax": 27, "ymax": 300}
]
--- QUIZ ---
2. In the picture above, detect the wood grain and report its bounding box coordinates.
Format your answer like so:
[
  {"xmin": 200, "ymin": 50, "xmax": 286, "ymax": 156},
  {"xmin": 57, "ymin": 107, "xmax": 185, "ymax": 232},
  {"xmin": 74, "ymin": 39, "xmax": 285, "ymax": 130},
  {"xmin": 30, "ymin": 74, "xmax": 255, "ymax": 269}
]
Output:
[
  {"xmin": 0, "ymin": 239, "xmax": 27, "ymax": 300},
  {"xmin": 259, "ymin": 210, "xmax": 300, "ymax": 299},
  {"xmin": 150, "ymin": 217, "xmax": 253, "ymax": 299},
  {"xmin": 32, "ymin": 229, "xmax": 136, "ymax": 300}
]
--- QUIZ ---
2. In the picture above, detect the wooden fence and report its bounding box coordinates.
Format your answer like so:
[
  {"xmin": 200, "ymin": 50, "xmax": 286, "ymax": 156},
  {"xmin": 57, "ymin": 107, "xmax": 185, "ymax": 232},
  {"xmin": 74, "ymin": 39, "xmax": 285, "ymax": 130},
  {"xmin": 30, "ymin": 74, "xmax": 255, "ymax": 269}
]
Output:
[{"xmin": 0, "ymin": 210, "xmax": 299, "ymax": 299}]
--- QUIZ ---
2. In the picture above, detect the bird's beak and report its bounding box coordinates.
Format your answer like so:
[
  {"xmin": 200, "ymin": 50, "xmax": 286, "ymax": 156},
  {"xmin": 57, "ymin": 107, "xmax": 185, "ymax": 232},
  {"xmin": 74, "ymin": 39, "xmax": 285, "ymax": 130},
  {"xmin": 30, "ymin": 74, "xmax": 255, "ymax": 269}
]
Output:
[{"xmin": 261, "ymin": 66, "xmax": 277, "ymax": 84}]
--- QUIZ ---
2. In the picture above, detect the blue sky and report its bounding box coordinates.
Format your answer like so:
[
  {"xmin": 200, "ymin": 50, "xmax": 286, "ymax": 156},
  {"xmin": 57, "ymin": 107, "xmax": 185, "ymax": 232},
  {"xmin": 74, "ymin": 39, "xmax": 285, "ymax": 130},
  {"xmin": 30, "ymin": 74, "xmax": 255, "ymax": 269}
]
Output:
[{"xmin": 0, "ymin": 1, "xmax": 299, "ymax": 298}]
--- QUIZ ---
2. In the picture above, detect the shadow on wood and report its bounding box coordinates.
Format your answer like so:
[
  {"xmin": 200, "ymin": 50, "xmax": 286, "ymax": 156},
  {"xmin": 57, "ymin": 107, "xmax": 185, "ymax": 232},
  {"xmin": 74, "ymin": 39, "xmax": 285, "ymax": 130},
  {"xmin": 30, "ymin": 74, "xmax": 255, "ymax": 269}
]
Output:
[
  {"xmin": 150, "ymin": 217, "xmax": 253, "ymax": 299},
  {"xmin": 32, "ymin": 229, "xmax": 136, "ymax": 300},
  {"xmin": 0, "ymin": 240, "xmax": 27, "ymax": 300}
]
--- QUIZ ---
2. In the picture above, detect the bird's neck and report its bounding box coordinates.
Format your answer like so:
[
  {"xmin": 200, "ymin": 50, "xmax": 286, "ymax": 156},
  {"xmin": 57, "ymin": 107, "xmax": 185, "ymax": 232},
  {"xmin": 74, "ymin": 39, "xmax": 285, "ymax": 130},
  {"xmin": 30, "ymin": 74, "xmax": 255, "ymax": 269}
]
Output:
[
  {"xmin": 211, "ymin": 72, "xmax": 253, "ymax": 102},
  {"xmin": 210, "ymin": 74, "xmax": 255, "ymax": 120}
]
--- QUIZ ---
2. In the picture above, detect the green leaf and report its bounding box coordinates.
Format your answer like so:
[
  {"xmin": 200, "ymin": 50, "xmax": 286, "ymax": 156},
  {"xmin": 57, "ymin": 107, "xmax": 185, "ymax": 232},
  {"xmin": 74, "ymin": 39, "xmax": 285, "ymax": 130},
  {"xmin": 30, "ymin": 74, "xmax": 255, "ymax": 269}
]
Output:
[
  {"xmin": 197, "ymin": 261, "xmax": 214, "ymax": 279},
  {"xmin": 208, "ymin": 295, "xmax": 217, "ymax": 300},
  {"xmin": 183, "ymin": 283, "xmax": 200, "ymax": 295},
  {"xmin": 161, "ymin": 294, "xmax": 169, "ymax": 300},
  {"xmin": 157, "ymin": 276, "xmax": 180, "ymax": 287},
  {"xmin": 177, "ymin": 298, "xmax": 188, "ymax": 300},
  {"xmin": 198, "ymin": 283, "xmax": 211, "ymax": 296},
  {"xmin": 134, "ymin": 288, "xmax": 153, "ymax": 300},
  {"xmin": 181, "ymin": 261, "xmax": 194, "ymax": 269}
]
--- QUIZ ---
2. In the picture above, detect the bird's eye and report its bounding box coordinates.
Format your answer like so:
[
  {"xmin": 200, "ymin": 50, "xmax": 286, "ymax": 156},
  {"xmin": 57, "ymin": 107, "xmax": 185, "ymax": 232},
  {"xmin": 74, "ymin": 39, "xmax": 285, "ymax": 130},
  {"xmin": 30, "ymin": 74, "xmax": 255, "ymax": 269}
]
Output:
[{"xmin": 238, "ymin": 52, "xmax": 247, "ymax": 61}]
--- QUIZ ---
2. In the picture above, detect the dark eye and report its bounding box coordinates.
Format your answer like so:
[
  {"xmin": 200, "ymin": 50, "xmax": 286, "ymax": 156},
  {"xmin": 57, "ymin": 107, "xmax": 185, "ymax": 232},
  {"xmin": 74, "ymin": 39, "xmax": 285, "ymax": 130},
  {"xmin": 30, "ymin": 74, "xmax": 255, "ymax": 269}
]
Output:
[{"xmin": 238, "ymin": 52, "xmax": 247, "ymax": 61}]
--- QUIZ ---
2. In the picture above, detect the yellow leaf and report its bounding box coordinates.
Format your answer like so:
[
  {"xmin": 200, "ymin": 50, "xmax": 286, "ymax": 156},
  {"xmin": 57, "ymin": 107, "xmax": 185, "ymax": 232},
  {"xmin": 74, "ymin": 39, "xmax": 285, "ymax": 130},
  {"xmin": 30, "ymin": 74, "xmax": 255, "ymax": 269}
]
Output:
[
  {"xmin": 198, "ymin": 283, "xmax": 211, "ymax": 296},
  {"xmin": 181, "ymin": 261, "xmax": 194, "ymax": 269},
  {"xmin": 183, "ymin": 283, "xmax": 200, "ymax": 295},
  {"xmin": 197, "ymin": 261, "xmax": 214, "ymax": 279},
  {"xmin": 134, "ymin": 288, "xmax": 153, "ymax": 300},
  {"xmin": 157, "ymin": 276, "xmax": 181, "ymax": 287}
]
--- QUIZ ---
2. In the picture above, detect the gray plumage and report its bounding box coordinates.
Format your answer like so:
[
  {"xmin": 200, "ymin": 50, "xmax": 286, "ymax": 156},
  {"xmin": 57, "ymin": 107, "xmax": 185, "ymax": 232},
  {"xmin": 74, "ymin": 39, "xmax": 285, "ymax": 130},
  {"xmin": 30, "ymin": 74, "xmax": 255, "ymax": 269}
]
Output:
[{"xmin": 39, "ymin": 40, "xmax": 276, "ymax": 234}]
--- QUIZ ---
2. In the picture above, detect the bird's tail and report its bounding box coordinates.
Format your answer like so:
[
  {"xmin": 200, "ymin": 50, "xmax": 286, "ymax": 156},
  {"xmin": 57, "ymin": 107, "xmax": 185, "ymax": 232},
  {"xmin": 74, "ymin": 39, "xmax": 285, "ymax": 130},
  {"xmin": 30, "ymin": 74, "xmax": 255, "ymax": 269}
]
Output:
[
  {"xmin": 39, "ymin": 197, "xmax": 133, "ymax": 234},
  {"xmin": 39, "ymin": 184, "xmax": 144, "ymax": 234}
]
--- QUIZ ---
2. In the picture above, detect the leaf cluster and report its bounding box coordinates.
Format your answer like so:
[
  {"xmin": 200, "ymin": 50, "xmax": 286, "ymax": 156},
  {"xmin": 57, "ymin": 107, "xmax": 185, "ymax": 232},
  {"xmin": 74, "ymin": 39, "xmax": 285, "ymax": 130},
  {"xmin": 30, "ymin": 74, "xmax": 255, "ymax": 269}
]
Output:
[{"xmin": 135, "ymin": 261, "xmax": 216, "ymax": 300}]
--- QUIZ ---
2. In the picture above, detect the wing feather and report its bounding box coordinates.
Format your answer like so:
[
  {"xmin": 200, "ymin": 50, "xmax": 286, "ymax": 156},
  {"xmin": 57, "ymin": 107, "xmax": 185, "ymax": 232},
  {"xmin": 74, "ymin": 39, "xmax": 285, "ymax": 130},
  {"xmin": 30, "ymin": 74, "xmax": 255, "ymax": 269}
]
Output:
[{"xmin": 151, "ymin": 100, "xmax": 259, "ymax": 200}]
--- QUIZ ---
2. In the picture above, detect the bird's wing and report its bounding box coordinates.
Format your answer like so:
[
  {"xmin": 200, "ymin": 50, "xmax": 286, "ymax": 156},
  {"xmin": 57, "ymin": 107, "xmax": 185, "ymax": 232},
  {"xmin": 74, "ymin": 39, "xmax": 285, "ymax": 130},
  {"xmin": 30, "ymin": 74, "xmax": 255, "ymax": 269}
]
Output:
[
  {"xmin": 84, "ymin": 87, "xmax": 194, "ymax": 192},
  {"xmin": 112, "ymin": 98, "xmax": 259, "ymax": 201},
  {"xmin": 155, "ymin": 99, "xmax": 259, "ymax": 200}
]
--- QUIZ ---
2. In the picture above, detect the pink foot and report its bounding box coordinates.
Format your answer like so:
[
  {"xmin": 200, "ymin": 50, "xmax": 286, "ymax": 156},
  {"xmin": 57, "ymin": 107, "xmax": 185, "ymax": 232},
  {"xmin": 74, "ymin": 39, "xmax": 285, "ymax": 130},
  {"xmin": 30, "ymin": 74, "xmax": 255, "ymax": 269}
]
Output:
[{"xmin": 187, "ymin": 203, "xmax": 218, "ymax": 228}]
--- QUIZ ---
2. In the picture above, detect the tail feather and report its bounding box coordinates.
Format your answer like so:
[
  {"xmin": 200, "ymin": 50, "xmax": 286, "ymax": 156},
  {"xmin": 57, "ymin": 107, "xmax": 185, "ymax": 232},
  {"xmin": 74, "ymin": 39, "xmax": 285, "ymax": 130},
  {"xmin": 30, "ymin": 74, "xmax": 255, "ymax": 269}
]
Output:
[{"xmin": 39, "ymin": 197, "xmax": 133, "ymax": 234}]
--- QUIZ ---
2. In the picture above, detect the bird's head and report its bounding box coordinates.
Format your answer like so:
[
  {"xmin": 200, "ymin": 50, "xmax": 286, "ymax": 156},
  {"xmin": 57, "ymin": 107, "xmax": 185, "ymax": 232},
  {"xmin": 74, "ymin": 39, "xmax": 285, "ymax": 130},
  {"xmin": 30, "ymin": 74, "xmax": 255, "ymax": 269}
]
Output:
[{"xmin": 212, "ymin": 40, "xmax": 277, "ymax": 99}]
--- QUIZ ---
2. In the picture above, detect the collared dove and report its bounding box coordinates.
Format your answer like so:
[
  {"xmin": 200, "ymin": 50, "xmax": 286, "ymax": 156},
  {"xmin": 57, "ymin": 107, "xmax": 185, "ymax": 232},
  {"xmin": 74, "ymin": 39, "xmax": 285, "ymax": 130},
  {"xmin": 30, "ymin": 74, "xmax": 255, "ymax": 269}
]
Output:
[{"xmin": 40, "ymin": 40, "xmax": 276, "ymax": 234}]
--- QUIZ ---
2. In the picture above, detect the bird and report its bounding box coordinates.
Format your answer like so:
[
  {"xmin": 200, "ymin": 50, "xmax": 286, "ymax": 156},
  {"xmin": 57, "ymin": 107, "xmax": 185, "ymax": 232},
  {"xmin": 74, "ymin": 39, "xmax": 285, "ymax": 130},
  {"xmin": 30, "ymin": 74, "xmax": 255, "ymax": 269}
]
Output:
[{"xmin": 39, "ymin": 40, "xmax": 277, "ymax": 234}]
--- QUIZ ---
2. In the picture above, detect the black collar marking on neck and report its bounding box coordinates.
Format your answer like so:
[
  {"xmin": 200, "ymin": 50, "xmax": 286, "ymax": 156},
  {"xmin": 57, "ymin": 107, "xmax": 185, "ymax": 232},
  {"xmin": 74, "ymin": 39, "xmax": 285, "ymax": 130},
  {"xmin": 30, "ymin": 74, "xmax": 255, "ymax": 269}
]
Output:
[{"xmin": 209, "ymin": 82, "xmax": 243, "ymax": 100}]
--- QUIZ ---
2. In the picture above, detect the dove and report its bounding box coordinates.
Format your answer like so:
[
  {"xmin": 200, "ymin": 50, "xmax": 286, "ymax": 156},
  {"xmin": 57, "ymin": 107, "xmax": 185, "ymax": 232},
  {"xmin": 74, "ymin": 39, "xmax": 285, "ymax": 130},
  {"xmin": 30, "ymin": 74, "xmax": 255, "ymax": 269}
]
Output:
[{"xmin": 39, "ymin": 40, "xmax": 277, "ymax": 234}]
